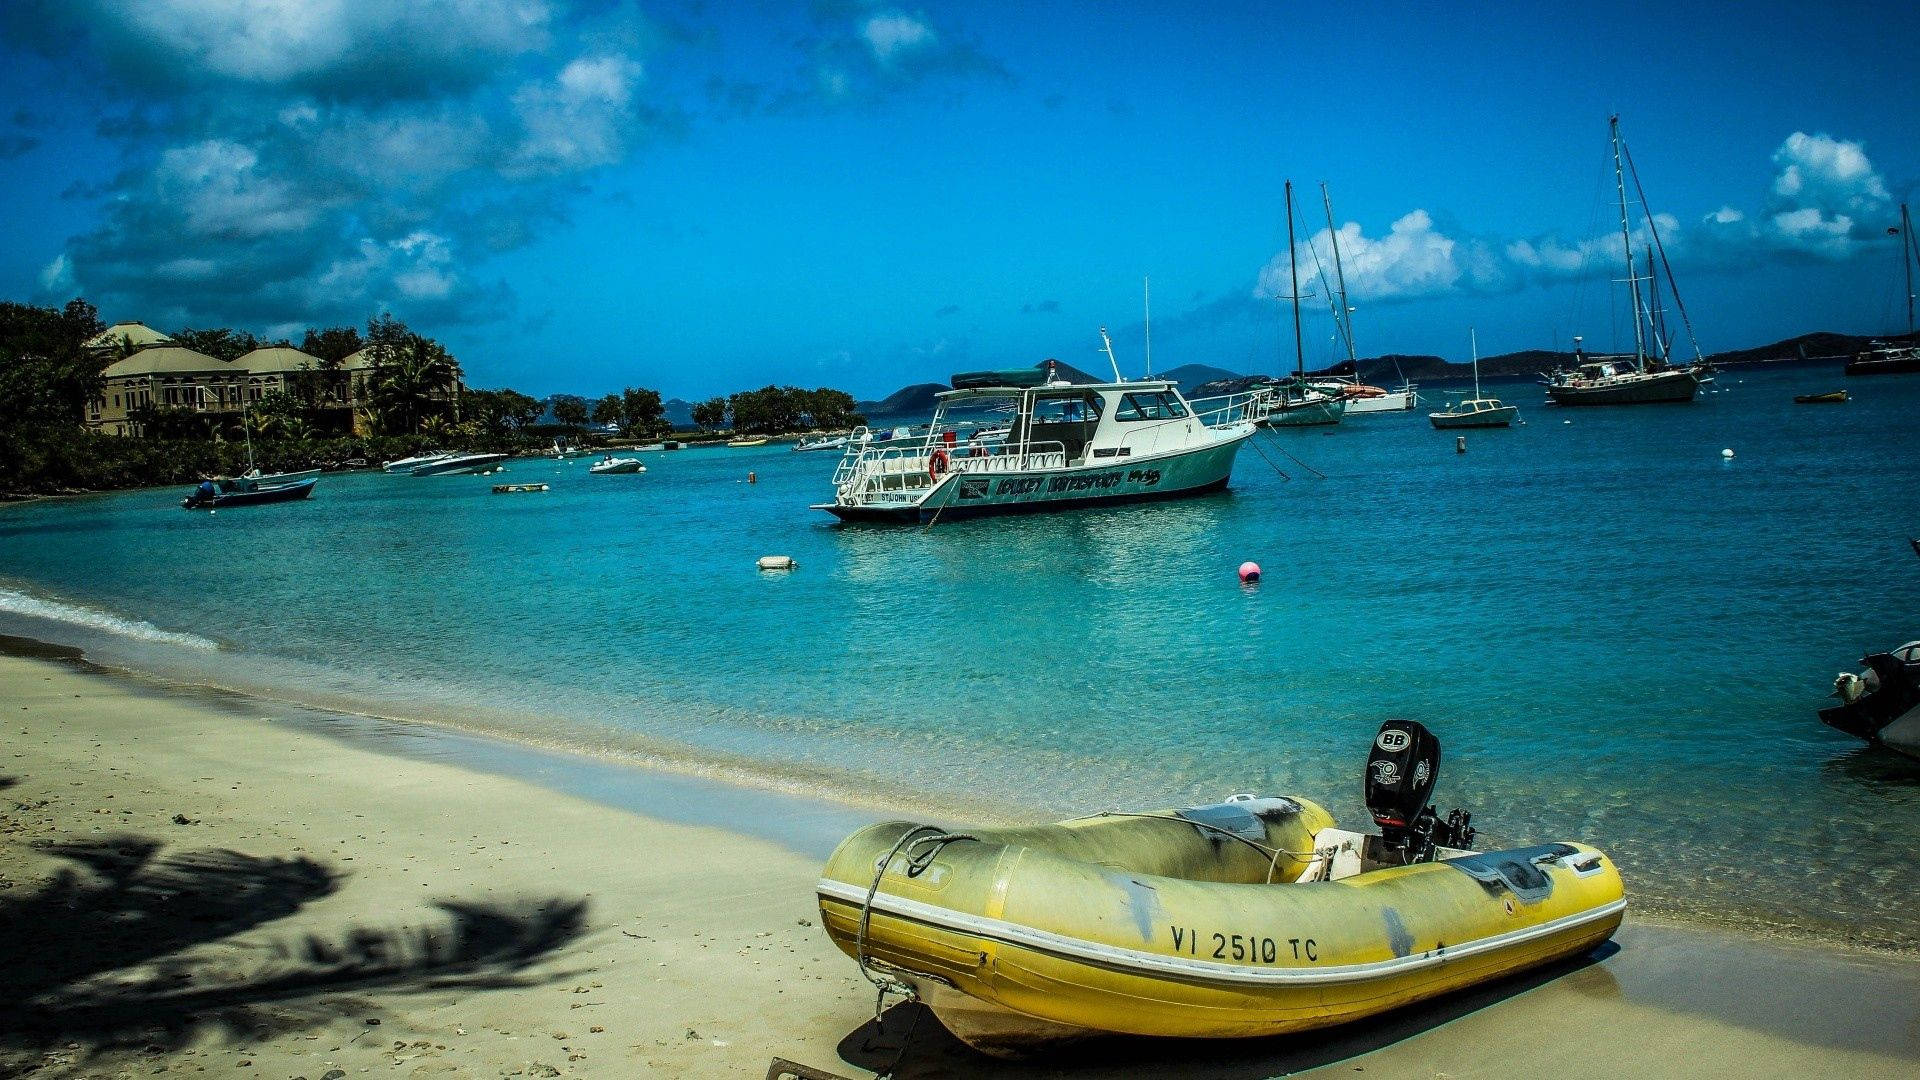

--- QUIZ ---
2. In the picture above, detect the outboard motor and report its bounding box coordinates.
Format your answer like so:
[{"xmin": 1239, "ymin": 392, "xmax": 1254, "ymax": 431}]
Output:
[{"xmin": 1364, "ymin": 719, "xmax": 1475, "ymax": 863}]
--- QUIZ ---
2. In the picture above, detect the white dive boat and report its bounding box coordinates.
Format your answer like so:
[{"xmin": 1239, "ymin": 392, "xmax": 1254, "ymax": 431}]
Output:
[
  {"xmin": 793, "ymin": 434, "xmax": 849, "ymax": 452},
  {"xmin": 383, "ymin": 451, "xmax": 451, "ymax": 473},
  {"xmin": 240, "ymin": 466, "xmax": 323, "ymax": 484},
  {"xmin": 1259, "ymin": 182, "xmax": 1347, "ymax": 428},
  {"xmin": 814, "ymin": 345, "xmax": 1262, "ymax": 523},
  {"xmin": 1429, "ymin": 329, "xmax": 1518, "ymax": 429},
  {"xmin": 1543, "ymin": 116, "xmax": 1708, "ymax": 406},
  {"xmin": 588, "ymin": 455, "xmax": 645, "ymax": 474},
  {"xmin": 410, "ymin": 452, "xmax": 509, "ymax": 476}
]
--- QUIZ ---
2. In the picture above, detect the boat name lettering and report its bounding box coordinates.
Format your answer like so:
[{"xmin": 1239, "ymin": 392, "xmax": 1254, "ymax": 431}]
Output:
[{"xmin": 1169, "ymin": 927, "xmax": 1316, "ymax": 963}]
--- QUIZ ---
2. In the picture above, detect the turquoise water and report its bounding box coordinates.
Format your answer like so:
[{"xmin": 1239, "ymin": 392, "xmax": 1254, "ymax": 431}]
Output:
[{"xmin": 3, "ymin": 362, "xmax": 1919, "ymax": 946}]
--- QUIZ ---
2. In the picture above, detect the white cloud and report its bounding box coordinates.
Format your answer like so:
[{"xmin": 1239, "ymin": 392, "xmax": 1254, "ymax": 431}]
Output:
[
  {"xmin": 506, "ymin": 54, "xmax": 644, "ymax": 177},
  {"xmin": 862, "ymin": 12, "xmax": 936, "ymax": 65},
  {"xmin": 1760, "ymin": 132, "xmax": 1891, "ymax": 258},
  {"xmin": 38, "ymin": 253, "xmax": 73, "ymax": 293},
  {"xmin": 153, "ymin": 139, "xmax": 325, "ymax": 239},
  {"xmin": 1261, "ymin": 210, "xmax": 1516, "ymax": 303}
]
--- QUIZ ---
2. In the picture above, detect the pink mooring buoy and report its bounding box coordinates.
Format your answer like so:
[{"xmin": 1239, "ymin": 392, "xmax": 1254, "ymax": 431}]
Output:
[{"xmin": 1238, "ymin": 561, "xmax": 1261, "ymax": 584}]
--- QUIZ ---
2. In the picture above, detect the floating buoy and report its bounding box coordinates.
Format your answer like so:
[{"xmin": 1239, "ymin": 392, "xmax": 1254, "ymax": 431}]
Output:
[
  {"xmin": 1562, "ymin": 419, "xmax": 1572, "ymax": 425},
  {"xmin": 1455, "ymin": 435, "xmax": 1466, "ymax": 454},
  {"xmin": 1721, "ymin": 448, "xmax": 1734, "ymax": 459},
  {"xmin": 1238, "ymin": 561, "xmax": 1261, "ymax": 584},
  {"xmin": 748, "ymin": 471, "xmax": 758, "ymax": 484},
  {"xmin": 757, "ymin": 555, "xmax": 796, "ymax": 571}
]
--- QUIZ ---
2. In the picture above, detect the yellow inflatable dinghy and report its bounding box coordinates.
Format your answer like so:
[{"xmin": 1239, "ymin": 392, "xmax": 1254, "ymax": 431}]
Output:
[{"xmin": 817, "ymin": 721, "xmax": 1624, "ymax": 1054}]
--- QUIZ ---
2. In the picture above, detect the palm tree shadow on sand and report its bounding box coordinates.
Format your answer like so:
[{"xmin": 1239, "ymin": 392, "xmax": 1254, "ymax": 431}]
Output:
[
  {"xmin": 832, "ymin": 943, "xmax": 1619, "ymax": 1079},
  {"xmin": 0, "ymin": 833, "xmax": 587, "ymax": 1069}
]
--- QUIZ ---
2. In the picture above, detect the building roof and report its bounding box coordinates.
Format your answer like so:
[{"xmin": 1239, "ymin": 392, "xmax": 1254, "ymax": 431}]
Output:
[
  {"xmin": 101, "ymin": 345, "xmax": 231, "ymax": 377},
  {"xmin": 339, "ymin": 347, "xmax": 380, "ymax": 371},
  {"xmin": 86, "ymin": 321, "xmax": 175, "ymax": 351},
  {"xmin": 234, "ymin": 346, "xmax": 326, "ymax": 374}
]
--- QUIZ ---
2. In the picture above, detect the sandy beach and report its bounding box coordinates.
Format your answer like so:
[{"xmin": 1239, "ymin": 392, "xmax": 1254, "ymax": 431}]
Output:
[{"xmin": 4, "ymin": 647, "xmax": 1919, "ymax": 1080}]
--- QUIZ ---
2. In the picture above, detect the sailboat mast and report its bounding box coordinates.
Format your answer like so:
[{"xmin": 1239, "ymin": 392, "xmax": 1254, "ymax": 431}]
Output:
[
  {"xmin": 1904, "ymin": 203, "xmax": 1915, "ymax": 337},
  {"xmin": 1286, "ymin": 181, "xmax": 1305, "ymax": 379},
  {"xmin": 1321, "ymin": 183, "xmax": 1356, "ymax": 364},
  {"xmin": 1610, "ymin": 115, "xmax": 1647, "ymax": 371},
  {"xmin": 1470, "ymin": 327, "xmax": 1481, "ymax": 399}
]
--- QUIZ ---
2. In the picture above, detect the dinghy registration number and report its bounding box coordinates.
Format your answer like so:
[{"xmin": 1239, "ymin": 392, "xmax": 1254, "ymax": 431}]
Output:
[{"xmin": 1170, "ymin": 926, "xmax": 1317, "ymax": 963}]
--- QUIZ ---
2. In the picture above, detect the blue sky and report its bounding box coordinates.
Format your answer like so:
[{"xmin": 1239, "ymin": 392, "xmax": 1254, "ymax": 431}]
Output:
[{"xmin": 2, "ymin": 1, "xmax": 1916, "ymax": 400}]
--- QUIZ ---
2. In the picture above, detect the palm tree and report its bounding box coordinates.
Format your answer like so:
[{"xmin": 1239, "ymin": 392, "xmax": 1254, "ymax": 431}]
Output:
[{"xmin": 370, "ymin": 334, "xmax": 457, "ymax": 434}]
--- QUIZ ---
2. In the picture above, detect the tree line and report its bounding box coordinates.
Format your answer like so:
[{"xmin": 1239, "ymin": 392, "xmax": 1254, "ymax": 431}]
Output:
[{"xmin": 688, "ymin": 386, "xmax": 862, "ymax": 435}]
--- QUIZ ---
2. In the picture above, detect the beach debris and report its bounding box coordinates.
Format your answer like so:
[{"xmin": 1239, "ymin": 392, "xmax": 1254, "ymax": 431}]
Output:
[
  {"xmin": 757, "ymin": 555, "xmax": 796, "ymax": 571},
  {"xmin": 171, "ymin": 813, "xmax": 197, "ymax": 825},
  {"xmin": 686, "ymin": 1029, "xmax": 701, "ymax": 1040},
  {"xmin": 364, "ymin": 1018, "xmax": 381, "ymax": 1026},
  {"xmin": 1238, "ymin": 561, "xmax": 1261, "ymax": 584}
]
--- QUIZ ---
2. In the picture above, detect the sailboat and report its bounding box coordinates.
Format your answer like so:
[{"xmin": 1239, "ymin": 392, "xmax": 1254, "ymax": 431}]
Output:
[
  {"xmin": 1846, "ymin": 202, "xmax": 1920, "ymax": 376},
  {"xmin": 1260, "ymin": 181, "xmax": 1348, "ymax": 427},
  {"xmin": 1306, "ymin": 184, "xmax": 1418, "ymax": 413},
  {"xmin": 182, "ymin": 406, "xmax": 318, "ymax": 508},
  {"xmin": 1429, "ymin": 329, "xmax": 1518, "ymax": 429},
  {"xmin": 1543, "ymin": 116, "xmax": 1709, "ymax": 405}
]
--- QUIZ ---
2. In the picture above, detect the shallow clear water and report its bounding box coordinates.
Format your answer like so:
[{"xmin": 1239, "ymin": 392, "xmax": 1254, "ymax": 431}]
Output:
[{"xmin": 4, "ymin": 362, "xmax": 1919, "ymax": 946}]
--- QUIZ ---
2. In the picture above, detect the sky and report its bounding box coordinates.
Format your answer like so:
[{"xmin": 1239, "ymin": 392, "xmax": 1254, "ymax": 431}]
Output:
[{"xmin": 1, "ymin": 1, "xmax": 1917, "ymax": 401}]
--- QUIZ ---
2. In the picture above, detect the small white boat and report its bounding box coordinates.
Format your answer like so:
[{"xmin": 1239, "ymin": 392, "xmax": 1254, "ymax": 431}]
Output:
[
  {"xmin": 1429, "ymin": 330, "xmax": 1518, "ymax": 428},
  {"xmin": 793, "ymin": 435, "xmax": 849, "ymax": 453},
  {"xmin": 410, "ymin": 452, "xmax": 509, "ymax": 476},
  {"xmin": 588, "ymin": 455, "xmax": 646, "ymax": 474},
  {"xmin": 727, "ymin": 436, "xmax": 769, "ymax": 448},
  {"xmin": 383, "ymin": 452, "xmax": 451, "ymax": 473}
]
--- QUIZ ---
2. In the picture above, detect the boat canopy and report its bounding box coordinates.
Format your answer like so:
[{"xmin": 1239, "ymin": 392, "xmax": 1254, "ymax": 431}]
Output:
[{"xmin": 950, "ymin": 367, "xmax": 1052, "ymax": 390}]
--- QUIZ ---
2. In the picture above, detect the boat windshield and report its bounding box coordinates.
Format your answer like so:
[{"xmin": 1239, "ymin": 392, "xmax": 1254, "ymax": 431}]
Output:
[{"xmin": 1114, "ymin": 392, "xmax": 1189, "ymax": 421}]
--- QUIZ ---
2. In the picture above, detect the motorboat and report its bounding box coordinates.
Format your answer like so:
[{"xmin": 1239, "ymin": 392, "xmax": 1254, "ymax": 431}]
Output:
[
  {"xmin": 182, "ymin": 476, "xmax": 316, "ymax": 509},
  {"xmin": 1793, "ymin": 391, "xmax": 1849, "ymax": 404},
  {"xmin": 793, "ymin": 434, "xmax": 850, "ymax": 452},
  {"xmin": 727, "ymin": 436, "xmax": 769, "ymax": 448},
  {"xmin": 813, "ymin": 345, "xmax": 1261, "ymax": 523},
  {"xmin": 383, "ymin": 451, "xmax": 451, "ymax": 473},
  {"xmin": 1430, "ymin": 329, "xmax": 1519, "ymax": 428},
  {"xmin": 818, "ymin": 720, "xmax": 1623, "ymax": 1055},
  {"xmin": 1819, "ymin": 640, "xmax": 1920, "ymax": 762},
  {"xmin": 409, "ymin": 452, "xmax": 509, "ymax": 476},
  {"xmin": 588, "ymin": 455, "xmax": 645, "ymax": 474}
]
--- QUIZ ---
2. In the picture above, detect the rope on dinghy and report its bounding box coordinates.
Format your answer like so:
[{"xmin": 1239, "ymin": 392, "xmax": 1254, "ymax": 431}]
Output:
[{"xmin": 853, "ymin": 825, "xmax": 978, "ymax": 1021}]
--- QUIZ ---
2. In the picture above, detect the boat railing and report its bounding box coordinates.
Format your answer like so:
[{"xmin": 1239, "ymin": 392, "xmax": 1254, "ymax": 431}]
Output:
[
  {"xmin": 833, "ymin": 435, "xmax": 1069, "ymax": 499},
  {"xmin": 1186, "ymin": 388, "xmax": 1268, "ymax": 428}
]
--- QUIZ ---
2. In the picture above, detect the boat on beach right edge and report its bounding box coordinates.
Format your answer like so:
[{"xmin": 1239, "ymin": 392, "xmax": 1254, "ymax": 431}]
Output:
[{"xmin": 1542, "ymin": 116, "xmax": 1713, "ymax": 407}]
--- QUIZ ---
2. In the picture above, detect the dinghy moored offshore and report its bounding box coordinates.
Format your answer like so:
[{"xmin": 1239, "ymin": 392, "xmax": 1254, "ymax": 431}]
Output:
[{"xmin": 817, "ymin": 721, "xmax": 1625, "ymax": 1055}]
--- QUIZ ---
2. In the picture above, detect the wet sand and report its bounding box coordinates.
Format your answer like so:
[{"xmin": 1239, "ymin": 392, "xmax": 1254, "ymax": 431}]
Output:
[{"xmin": 3, "ymin": 651, "xmax": 1918, "ymax": 1079}]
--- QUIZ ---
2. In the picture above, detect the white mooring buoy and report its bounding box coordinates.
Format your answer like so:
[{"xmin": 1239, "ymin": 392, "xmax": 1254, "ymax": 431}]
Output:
[
  {"xmin": 1721, "ymin": 448, "xmax": 1734, "ymax": 460},
  {"xmin": 757, "ymin": 555, "xmax": 796, "ymax": 571},
  {"xmin": 1455, "ymin": 435, "xmax": 1466, "ymax": 454}
]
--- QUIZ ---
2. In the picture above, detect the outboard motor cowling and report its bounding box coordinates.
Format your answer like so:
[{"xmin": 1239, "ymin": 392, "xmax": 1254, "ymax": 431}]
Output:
[{"xmin": 1365, "ymin": 720, "xmax": 1440, "ymax": 851}]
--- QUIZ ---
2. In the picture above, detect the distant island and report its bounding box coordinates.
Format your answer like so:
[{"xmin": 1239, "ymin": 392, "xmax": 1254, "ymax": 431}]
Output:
[{"xmin": 855, "ymin": 331, "xmax": 1908, "ymax": 416}]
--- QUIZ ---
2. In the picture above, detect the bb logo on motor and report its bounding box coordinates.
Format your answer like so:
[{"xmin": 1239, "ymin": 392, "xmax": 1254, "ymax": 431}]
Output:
[{"xmin": 1376, "ymin": 728, "xmax": 1411, "ymax": 753}]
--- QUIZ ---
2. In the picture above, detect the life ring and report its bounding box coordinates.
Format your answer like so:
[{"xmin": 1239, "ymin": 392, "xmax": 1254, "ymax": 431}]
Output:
[{"xmin": 929, "ymin": 449, "xmax": 950, "ymax": 480}]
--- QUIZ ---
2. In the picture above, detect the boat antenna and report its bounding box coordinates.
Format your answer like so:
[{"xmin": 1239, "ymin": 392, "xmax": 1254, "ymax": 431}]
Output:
[
  {"xmin": 1322, "ymin": 183, "xmax": 1357, "ymax": 365},
  {"xmin": 1285, "ymin": 180, "xmax": 1305, "ymax": 379},
  {"xmin": 1609, "ymin": 115, "xmax": 1648, "ymax": 372},
  {"xmin": 1143, "ymin": 276, "xmax": 1152, "ymax": 377},
  {"xmin": 1099, "ymin": 326, "xmax": 1123, "ymax": 382}
]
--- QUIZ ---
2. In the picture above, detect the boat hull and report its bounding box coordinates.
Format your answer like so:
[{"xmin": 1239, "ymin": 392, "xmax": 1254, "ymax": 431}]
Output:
[
  {"xmin": 410, "ymin": 454, "xmax": 508, "ymax": 476},
  {"xmin": 1261, "ymin": 398, "xmax": 1346, "ymax": 426},
  {"xmin": 1545, "ymin": 368, "xmax": 1700, "ymax": 405},
  {"xmin": 818, "ymin": 807, "xmax": 1624, "ymax": 1053},
  {"xmin": 1844, "ymin": 350, "xmax": 1920, "ymax": 376},
  {"xmin": 817, "ymin": 431, "xmax": 1249, "ymax": 523},
  {"xmin": 1429, "ymin": 407, "xmax": 1516, "ymax": 429},
  {"xmin": 183, "ymin": 478, "xmax": 316, "ymax": 509},
  {"xmin": 1343, "ymin": 389, "xmax": 1417, "ymax": 413}
]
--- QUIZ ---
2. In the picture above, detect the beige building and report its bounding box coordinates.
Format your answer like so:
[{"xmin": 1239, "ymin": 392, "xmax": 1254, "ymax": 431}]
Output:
[
  {"xmin": 89, "ymin": 345, "xmax": 245, "ymax": 437},
  {"xmin": 85, "ymin": 323, "xmax": 463, "ymax": 437}
]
